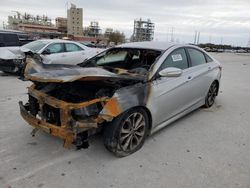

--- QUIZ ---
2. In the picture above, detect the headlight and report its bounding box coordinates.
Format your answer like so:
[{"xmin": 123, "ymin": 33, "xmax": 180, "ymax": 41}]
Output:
[
  {"xmin": 72, "ymin": 103, "xmax": 101, "ymax": 120},
  {"xmin": 13, "ymin": 59, "xmax": 23, "ymax": 64}
]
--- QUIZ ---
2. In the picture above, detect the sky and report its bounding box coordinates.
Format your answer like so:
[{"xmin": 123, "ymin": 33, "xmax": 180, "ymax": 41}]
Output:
[{"xmin": 0, "ymin": 0, "xmax": 250, "ymax": 46}]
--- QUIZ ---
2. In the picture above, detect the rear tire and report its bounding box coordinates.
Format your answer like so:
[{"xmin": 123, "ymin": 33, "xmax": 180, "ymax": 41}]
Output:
[
  {"xmin": 204, "ymin": 81, "xmax": 218, "ymax": 108},
  {"xmin": 103, "ymin": 108, "xmax": 149, "ymax": 157}
]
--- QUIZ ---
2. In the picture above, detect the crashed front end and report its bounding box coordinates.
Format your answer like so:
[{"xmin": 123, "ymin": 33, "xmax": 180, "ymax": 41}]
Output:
[
  {"xmin": 19, "ymin": 56, "xmax": 146, "ymax": 148},
  {"xmin": 0, "ymin": 47, "xmax": 26, "ymax": 74}
]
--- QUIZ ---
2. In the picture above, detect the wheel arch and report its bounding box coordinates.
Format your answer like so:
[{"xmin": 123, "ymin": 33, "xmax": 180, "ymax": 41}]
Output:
[
  {"xmin": 127, "ymin": 105, "xmax": 153, "ymax": 135},
  {"xmin": 213, "ymin": 79, "xmax": 220, "ymax": 95}
]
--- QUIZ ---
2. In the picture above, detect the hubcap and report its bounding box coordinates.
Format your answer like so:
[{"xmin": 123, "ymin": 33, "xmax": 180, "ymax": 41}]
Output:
[
  {"xmin": 119, "ymin": 112, "xmax": 146, "ymax": 152},
  {"xmin": 207, "ymin": 83, "xmax": 217, "ymax": 106}
]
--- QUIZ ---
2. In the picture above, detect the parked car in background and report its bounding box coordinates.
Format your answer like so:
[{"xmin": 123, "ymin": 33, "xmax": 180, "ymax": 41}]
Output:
[
  {"xmin": 79, "ymin": 41, "xmax": 97, "ymax": 48},
  {"xmin": 0, "ymin": 32, "xmax": 21, "ymax": 47},
  {"xmin": 20, "ymin": 42, "xmax": 222, "ymax": 157},
  {"xmin": 0, "ymin": 32, "xmax": 24, "ymax": 73},
  {"xmin": 0, "ymin": 39, "xmax": 102, "ymax": 74},
  {"xmin": 79, "ymin": 41, "xmax": 107, "ymax": 49}
]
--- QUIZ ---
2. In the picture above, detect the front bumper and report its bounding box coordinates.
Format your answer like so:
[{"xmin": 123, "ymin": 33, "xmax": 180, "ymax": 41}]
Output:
[
  {"xmin": 0, "ymin": 59, "xmax": 23, "ymax": 73},
  {"xmin": 19, "ymin": 85, "xmax": 122, "ymax": 148},
  {"xmin": 19, "ymin": 101, "xmax": 75, "ymax": 148}
]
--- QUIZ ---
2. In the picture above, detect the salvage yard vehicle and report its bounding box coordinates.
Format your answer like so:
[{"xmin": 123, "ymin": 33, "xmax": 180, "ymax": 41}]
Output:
[
  {"xmin": 19, "ymin": 42, "xmax": 222, "ymax": 157},
  {"xmin": 0, "ymin": 32, "xmax": 23, "ymax": 73},
  {"xmin": 0, "ymin": 39, "xmax": 101, "ymax": 74}
]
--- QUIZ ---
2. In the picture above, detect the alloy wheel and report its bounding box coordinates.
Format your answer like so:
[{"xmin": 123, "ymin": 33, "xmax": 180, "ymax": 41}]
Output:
[
  {"xmin": 119, "ymin": 112, "xmax": 146, "ymax": 152},
  {"xmin": 207, "ymin": 82, "xmax": 218, "ymax": 106}
]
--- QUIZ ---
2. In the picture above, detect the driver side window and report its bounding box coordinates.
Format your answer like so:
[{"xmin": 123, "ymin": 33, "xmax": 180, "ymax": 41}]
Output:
[
  {"xmin": 45, "ymin": 43, "xmax": 64, "ymax": 54},
  {"xmin": 160, "ymin": 48, "xmax": 188, "ymax": 71}
]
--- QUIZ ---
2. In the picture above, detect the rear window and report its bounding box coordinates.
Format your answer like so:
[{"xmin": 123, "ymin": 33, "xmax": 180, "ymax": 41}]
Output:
[
  {"xmin": 187, "ymin": 48, "xmax": 206, "ymax": 67},
  {"xmin": 65, "ymin": 43, "xmax": 83, "ymax": 52},
  {"xmin": 205, "ymin": 53, "xmax": 213, "ymax": 62}
]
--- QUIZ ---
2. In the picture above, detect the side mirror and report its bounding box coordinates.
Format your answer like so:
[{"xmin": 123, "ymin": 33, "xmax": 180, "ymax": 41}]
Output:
[
  {"xmin": 42, "ymin": 49, "xmax": 51, "ymax": 55},
  {"xmin": 159, "ymin": 67, "xmax": 183, "ymax": 77}
]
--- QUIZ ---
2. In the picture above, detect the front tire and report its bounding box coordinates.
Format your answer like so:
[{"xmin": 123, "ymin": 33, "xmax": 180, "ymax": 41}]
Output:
[
  {"xmin": 204, "ymin": 81, "xmax": 218, "ymax": 108},
  {"xmin": 103, "ymin": 108, "xmax": 149, "ymax": 157}
]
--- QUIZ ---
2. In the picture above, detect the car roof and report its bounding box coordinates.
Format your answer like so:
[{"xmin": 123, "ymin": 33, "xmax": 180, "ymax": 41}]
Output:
[
  {"xmin": 0, "ymin": 32, "xmax": 18, "ymax": 35},
  {"xmin": 117, "ymin": 41, "xmax": 177, "ymax": 51},
  {"xmin": 37, "ymin": 39, "xmax": 76, "ymax": 43}
]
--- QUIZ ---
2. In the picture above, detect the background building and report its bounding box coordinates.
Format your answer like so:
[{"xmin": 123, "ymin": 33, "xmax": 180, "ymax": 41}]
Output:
[
  {"xmin": 56, "ymin": 17, "xmax": 67, "ymax": 34},
  {"xmin": 131, "ymin": 18, "xmax": 155, "ymax": 42},
  {"xmin": 83, "ymin": 21, "xmax": 101, "ymax": 37},
  {"xmin": 7, "ymin": 11, "xmax": 60, "ymax": 38},
  {"xmin": 67, "ymin": 4, "xmax": 83, "ymax": 36}
]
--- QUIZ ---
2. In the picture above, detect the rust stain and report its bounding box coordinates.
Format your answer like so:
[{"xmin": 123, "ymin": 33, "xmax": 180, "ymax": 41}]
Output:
[
  {"xmin": 28, "ymin": 85, "xmax": 109, "ymax": 109},
  {"xmin": 103, "ymin": 97, "xmax": 122, "ymax": 117}
]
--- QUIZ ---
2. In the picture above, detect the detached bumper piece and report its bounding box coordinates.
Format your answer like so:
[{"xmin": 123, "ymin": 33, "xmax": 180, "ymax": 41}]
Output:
[{"xmin": 19, "ymin": 85, "xmax": 122, "ymax": 148}]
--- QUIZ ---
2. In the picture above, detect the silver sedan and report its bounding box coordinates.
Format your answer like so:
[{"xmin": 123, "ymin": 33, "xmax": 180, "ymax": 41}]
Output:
[{"xmin": 20, "ymin": 42, "xmax": 222, "ymax": 157}]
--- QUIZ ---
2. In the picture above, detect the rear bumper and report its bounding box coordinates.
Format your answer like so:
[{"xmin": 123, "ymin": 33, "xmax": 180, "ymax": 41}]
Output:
[{"xmin": 19, "ymin": 101, "xmax": 75, "ymax": 148}]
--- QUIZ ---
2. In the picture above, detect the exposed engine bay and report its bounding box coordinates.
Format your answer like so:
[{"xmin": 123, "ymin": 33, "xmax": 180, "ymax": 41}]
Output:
[{"xmin": 19, "ymin": 47, "xmax": 162, "ymax": 149}]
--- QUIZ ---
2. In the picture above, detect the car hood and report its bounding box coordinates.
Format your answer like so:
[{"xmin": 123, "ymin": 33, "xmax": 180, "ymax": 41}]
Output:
[
  {"xmin": 0, "ymin": 46, "xmax": 30, "ymax": 60},
  {"xmin": 24, "ymin": 56, "xmax": 146, "ymax": 83}
]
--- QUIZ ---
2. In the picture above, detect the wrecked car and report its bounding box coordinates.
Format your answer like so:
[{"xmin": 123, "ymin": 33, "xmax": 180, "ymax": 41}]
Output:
[
  {"xmin": 0, "ymin": 32, "xmax": 24, "ymax": 73},
  {"xmin": 19, "ymin": 42, "xmax": 222, "ymax": 157},
  {"xmin": 0, "ymin": 39, "xmax": 102, "ymax": 74}
]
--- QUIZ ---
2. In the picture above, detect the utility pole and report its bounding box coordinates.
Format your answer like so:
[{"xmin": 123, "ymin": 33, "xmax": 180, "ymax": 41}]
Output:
[
  {"xmin": 194, "ymin": 31, "xmax": 197, "ymax": 44},
  {"xmin": 209, "ymin": 35, "xmax": 212, "ymax": 43},
  {"xmin": 171, "ymin": 27, "xmax": 174, "ymax": 42},
  {"xmin": 196, "ymin": 31, "xmax": 200, "ymax": 44},
  {"xmin": 220, "ymin": 37, "xmax": 223, "ymax": 45},
  {"xmin": 247, "ymin": 37, "xmax": 250, "ymax": 47},
  {"xmin": 166, "ymin": 27, "xmax": 169, "ymax": 42}
]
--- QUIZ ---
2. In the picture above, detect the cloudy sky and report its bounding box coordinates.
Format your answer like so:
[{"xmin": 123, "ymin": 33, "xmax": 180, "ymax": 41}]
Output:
[{"xmin": 1, "ymin": 0, "xmax": 250, "ymax": 46}]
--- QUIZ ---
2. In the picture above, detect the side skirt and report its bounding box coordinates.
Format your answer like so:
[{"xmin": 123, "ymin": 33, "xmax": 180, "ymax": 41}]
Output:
[{"xmin": 150, "ymin": 100, "xmax": 205, "ymax": 135}]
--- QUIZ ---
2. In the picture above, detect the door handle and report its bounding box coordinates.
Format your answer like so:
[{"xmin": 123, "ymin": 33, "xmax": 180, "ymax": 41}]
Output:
[
  {"xmin": 188, "ymin": 76, "xmax": 192, "ymax": 80},
  {"xmin": 208, "ymin": 67, "xmax": 212, "ymax": 70},
  {"xmin": 62, "ymin": 54, "xmax": 66, "ymax": 57}
]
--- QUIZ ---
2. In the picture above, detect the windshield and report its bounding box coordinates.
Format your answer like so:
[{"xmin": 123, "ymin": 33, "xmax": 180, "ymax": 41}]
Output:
[
  {"xmin": 96, "ymin": 50, "xmax": 128, "ymax": 65},
  {"xmin": 22, "ymin": 41, "xmax": 49, "ymax": 52},
  {"xmin": 81, "ymin": 48, "xmax": 162, "ymax": 71}
]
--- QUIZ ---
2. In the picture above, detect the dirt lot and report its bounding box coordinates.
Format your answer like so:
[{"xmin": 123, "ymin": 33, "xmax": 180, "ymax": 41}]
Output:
[{"xmin": 0, "ymin": 53, "xmax": 250, "ymax": 188}]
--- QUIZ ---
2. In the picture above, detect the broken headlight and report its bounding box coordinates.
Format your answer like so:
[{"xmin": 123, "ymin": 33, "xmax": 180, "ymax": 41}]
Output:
[
  {"xmin": 72, "ymin": 103, "xmax": 101, "ymax": 120},
  {"xmin": 13, "ymin": 59, "xmax": 23, "ymax": 65}
]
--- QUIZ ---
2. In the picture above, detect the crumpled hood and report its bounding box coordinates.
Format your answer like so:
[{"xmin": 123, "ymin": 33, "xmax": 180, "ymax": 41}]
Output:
[
  {"xmin": 0, "ymin": 47, "xmax": 28, "ymax": 60},
  {"xmin": 24, "ymin": 56, "xmax": 146, "ymax": 83}
]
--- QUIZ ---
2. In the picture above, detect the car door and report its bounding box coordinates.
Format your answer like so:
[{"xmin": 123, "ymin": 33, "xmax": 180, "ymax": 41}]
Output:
[
  {"xmin": 147, "ymin": 48, "xmax": 198, "ymax": 127},
  {"xmin": 185, "ymin": 48, "xmax": 214, "ymax": 101},
  {"xmin": 64, "ymin": 43, "xmax": 85, "ymax": 65},
  {"xmin": 41, "ymin": 43, "xmax": 66, "ymax": 64}
]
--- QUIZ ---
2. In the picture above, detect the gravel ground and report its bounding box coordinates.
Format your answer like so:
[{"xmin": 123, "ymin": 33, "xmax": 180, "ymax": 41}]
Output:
[{"xmin": 0, "ymin": 53, "xmax": 250, "ymax": 188}]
